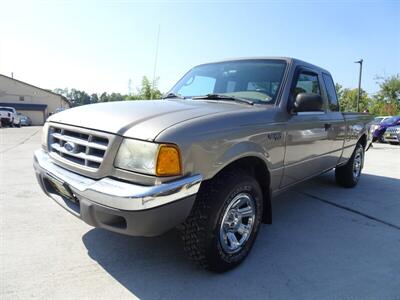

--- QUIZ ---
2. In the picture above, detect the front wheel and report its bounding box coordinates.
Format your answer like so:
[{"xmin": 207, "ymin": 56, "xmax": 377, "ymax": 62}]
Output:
[
  {"xmin": 335, "ymin": 143, "xmax": 364, "ymax": 188},
  {"xmin": 181, "ymin": 170, "xmax": 263, "ymax": 272}
]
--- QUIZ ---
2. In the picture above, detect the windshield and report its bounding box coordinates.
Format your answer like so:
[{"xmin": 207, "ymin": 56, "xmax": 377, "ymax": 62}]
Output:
[
  {"xmin": 382, "ymin": 116, "xmax": 400, "ymax": 124},
  {"xmin": 169, "ymin": 60, "xmax": 287, "ymax": 104},
  {"xmin": 0, "ymin": 107, "xmax": 14, "ymax": 112}
]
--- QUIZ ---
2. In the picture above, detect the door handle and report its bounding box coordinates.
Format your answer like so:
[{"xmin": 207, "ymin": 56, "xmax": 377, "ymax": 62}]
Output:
[{"xmin": 324, "ymin": 123, "xmax": 332, "ymax": 131}]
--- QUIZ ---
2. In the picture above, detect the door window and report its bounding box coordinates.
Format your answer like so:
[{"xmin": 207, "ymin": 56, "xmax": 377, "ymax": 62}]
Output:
[{"xmin": 294, "ymin": 72, "xmax": 321, "ymax": 98}]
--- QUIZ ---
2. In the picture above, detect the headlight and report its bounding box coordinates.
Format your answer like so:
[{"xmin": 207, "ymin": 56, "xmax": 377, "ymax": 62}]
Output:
[
  {"xmin": 114, "ymin": 139, "xmax": 182, "ymax": 176},
  {"xmin": 41, "ymin": 122, "xmax": 49, "ymax": 150}
]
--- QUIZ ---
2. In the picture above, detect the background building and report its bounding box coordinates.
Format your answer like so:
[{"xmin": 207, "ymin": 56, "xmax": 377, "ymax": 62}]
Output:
[{"xmin": 0, "ymin": 74, "xmax": 70, "ymax": 125}]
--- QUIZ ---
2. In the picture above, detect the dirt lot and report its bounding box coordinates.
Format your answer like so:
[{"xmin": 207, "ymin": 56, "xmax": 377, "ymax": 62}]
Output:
[{"xmin": 1, "ymin": 126, "xmax": 399, "ymax": 299}]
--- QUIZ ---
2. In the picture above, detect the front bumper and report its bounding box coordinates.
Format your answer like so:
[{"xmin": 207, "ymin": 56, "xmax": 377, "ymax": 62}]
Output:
[
  {"xmin": 0, "ymin": 117, "xmax": 12, "ymax": 125},
  {"xmin": 384, "ymin": 134, "xmax": 399, "ymax": 143},
  {"xmin": 33, "ymin": 149, "xmax": 202, "ymax": 236}
]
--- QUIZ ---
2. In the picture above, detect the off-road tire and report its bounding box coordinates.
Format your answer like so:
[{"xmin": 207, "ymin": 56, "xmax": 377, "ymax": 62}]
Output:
[
  {"xmin": 335, "ymin": 143, "xmax": 364, "ymax": 188},
  {"xmin": 181, "ymin": 169, "xmax": 263, "ymax": 272}
]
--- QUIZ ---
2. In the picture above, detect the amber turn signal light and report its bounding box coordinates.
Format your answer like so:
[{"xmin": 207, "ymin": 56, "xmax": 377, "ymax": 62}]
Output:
[{"xmin": 156, "ymin": 145, "xmax": 182, "ymax": 176}]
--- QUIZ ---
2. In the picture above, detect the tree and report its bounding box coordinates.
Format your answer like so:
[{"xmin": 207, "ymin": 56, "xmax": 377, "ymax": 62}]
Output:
[
  {"xmin": 108, "ymin": 93, "xmax": 124, "ymax": 102},
  {"xmin": 53, "ymin": 75, "xmax": 165, "ymax": 106},
  {"xmin": 90, "ymin": 93, "xmax": 99, "ymax": 104},
  {"xmin": 125, "ymin": 94, "xmax": 142, "ymax": 100},
  {"xmin": 136, "ymin": 76, "xmax": 162, "ymax": 100},
  {"xmin": 68, "ymin": 89, "xmax": 91, "ymax": 106},
  {"xmin": 53, "ymin": 88, "xmax": 69, "ymax": 99},
  {"xmin": 53, "ymin": 88, "xmax": 91, "ymax": 106},
  {"xmin": 335, "ymin": 83, "xmax": 343, "ymax": 102},
  {"xmin": 373, "ymin": 74, "xmax": 400, "ymax": 115},
  {"xmin": 99, "ymin": 92, "xmax": 109, "ymax": 102},
  {"xmin": 338, "ymin": 88, "xmax": 370, "ymax": 112}
]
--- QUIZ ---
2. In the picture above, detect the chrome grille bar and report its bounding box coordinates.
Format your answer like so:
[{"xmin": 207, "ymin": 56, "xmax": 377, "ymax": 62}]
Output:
[
  {"xmin": 48, "ymin": 125, "xmax": 109, "ymax": 170},
  {"xmin": 50, "ymin": 143, "xmax": 104, "ymax": 163},
  {"xmin": 51, "ymin": 132, "xmax": 107, "ymax": 151}
]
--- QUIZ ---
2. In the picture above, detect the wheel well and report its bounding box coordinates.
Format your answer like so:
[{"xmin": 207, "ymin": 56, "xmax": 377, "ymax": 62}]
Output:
[
  {"xmin": 359, "ymin": 134, "xmax": 367, "ymax": 149},
  {"xmin": 215, "ymin": 156, "xmax": 272, "ymax": 224}
]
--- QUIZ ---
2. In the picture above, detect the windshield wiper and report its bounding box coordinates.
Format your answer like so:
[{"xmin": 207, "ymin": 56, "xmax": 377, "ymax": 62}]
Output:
[
  {"xmin": 162, "ymin": 92, "xmax": 185, "ymax": 99},
  {"xmin": 192, "ymin": 94, "xmax": 254, "ymax": 105}
]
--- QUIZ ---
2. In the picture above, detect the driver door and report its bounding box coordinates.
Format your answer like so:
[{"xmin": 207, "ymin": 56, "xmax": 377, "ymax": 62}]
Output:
[{"xmin": 281, "ymin": 68, "xmax": 332, "ymax": 187}]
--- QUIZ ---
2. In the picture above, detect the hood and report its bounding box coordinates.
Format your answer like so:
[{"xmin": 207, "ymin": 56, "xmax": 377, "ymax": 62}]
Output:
[{"xmin": 48, "ymin": 99, "xmax": 250, "ymax": 140}]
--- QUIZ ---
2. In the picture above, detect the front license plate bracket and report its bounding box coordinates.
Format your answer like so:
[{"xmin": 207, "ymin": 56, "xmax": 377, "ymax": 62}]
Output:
[{"xmin": 47, "ymin": 176, "xmax": 78, "ymax": 203}]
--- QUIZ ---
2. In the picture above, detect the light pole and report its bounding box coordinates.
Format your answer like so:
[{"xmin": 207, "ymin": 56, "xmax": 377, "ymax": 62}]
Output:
[{"xmin": 354, "ymin": 59, "xmax": 363, "ymax": 112}]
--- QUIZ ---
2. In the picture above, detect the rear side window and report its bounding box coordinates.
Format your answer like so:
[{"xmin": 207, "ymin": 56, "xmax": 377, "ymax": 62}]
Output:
[{"xmin": 322, "ymin": 73, "xmax": 339, "ymax": 111}]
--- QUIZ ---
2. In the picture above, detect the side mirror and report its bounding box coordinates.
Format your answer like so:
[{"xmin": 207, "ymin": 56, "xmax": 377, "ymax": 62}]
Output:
[{"xmin": 292, "ymin": 93, "xmax": 324, "ymax": 113}]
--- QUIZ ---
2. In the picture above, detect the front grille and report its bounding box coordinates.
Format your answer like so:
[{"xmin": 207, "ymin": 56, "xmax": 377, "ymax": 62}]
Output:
[
  {"xmin": 49, "ymin": 126, "xmax": 109, "ymax": 169},
  {"xmin": 386, "ymin": 127, "xmax": 399, "ymax": 134}
]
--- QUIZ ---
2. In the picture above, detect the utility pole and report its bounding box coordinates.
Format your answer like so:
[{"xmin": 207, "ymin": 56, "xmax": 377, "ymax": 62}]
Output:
[
  {"xmin": 354, "ymin": 59, "xmax": 363, "ymax": 112},
  {"xmin": 151, "ymin": 24, "xmax": 161, "ymax": 100}
]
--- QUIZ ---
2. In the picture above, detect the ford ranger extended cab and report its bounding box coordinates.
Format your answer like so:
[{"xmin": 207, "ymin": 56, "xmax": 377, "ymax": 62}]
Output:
[{"xmin": 34, "ymin": 58, "xmax": 372, "ymax": 272}]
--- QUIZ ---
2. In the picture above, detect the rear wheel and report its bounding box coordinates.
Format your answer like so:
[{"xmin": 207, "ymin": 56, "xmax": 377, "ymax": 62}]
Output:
[
  {"xmin": 335, "ymin": 143, "xmax": 364, "ymax": 188},
  {"xmin": 181, "ymin": 169, "xmax": 263, "ymax": 272}
]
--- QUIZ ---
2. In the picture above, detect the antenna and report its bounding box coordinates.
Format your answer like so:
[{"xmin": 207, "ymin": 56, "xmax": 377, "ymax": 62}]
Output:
[
  {"xmin": 151, "ymin": 24, "xmax": 161, "ymax": 100},
  {"xmin": 128, "ymin": 78, "xmax": 132, "ymax": 95}
]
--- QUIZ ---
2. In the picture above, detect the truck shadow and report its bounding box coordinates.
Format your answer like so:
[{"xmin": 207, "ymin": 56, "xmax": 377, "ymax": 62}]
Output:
[{"xmin": 82, "ymin": 172, "xmax": 400, "ymax": 299}]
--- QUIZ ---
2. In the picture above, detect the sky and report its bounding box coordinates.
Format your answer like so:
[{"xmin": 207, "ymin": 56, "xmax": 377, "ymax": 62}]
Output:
[{"xmin": 0, "ymin": 0, "xmax": 399, "ymax": 96}]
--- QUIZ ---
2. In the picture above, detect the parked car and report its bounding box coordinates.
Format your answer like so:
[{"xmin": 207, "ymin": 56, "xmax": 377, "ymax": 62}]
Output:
[
  {"xmin": 18, "ymin": 113, "xmax": 32, "ymax": 126},
  {"xmin": 372, "ymin": 116, "xmax": 400, "ymax": 142},
  {"xmin": 54, "ymin": 107, "xmax": 67, "ymax": 114},
  {"xmin": 34, "ymin": 57, "xmax": 373, "ymax": 272},
  {"xmin": 0, "ymin": 107, "xmax": 13, "ymax": 126},
  {"xmin": 373, "ymin": 116, "xmax": 391, "ymax": 124},
  {"xmin": 383, "ymin": 125, "xmax": 400, "ymax": 145},
  {"xmin": 369, "ymin": 116, "xmax": 389, "ymax": 139},
  {"xmin": 0, "ymin": 106, "xmax": 19, "ymax": 127}
]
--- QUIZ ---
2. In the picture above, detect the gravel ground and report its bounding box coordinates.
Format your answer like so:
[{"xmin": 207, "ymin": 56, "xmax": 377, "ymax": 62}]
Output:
[{"xmin": 1, "ymin": 126, "xmax": 399, "ymax": 300}]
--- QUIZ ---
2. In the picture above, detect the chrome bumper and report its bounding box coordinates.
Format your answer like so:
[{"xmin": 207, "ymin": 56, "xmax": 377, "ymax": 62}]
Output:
[{"xmin": 33, "ymin": 149, "xmax": 202, "ymax": 211}]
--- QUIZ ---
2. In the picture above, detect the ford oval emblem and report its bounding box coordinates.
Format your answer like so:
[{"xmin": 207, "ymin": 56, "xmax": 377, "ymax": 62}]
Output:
[{"xmin": 64, "ymin": 141, "xmax": 78, "ymax": 153}]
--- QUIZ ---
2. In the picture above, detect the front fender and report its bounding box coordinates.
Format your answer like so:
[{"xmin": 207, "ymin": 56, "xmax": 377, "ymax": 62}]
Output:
[{"xmin": 211, "ymin": 141, "xmax": 271, "ymax": 178}]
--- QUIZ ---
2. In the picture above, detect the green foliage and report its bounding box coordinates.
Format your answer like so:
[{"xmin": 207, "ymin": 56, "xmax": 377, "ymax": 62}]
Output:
[
  {"xmin": 337, "ymin": 87, "xmax": 370, "ymax": 112},
  {"xmin": 54, "ymin": 76, "xmax": 163, "ymax": 106},
  {"xmin": 336, "ymin": 82, "xmax": 375, "ymax": 113},
  {"xmin": 335, "ymin": 74, "xmax": 400, "ymax": 115},
  {"xmin": 53, "ymin": 88, "xmax": 93, "ymax": 106},
  {"xmin": 136, "ymin": 76, "xmax": 162, "ymax": 100},
  {"xmin": 371, "ymin": 74, "xmax": 400, "ymax": 115},
  {"xmin": 335, "ymin": 83, "xmax": 343, "ymax": 101},
  {"xmin": 90, "ymin": 93, "xmax": 99, "ymax": 103}
]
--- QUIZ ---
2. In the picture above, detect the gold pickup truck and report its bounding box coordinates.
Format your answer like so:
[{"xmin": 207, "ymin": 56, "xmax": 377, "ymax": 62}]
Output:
[{"xmin": 34, "ymin": 57, "xmax": 372, "ymax": 272}]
